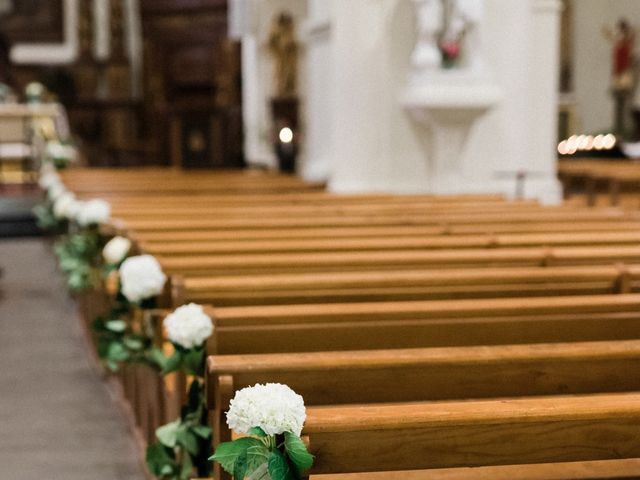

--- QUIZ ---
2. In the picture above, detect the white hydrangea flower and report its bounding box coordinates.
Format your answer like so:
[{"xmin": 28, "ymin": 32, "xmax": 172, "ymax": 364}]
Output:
[
  {"xmin": 47, "ymin": 181, "xmax": 67, "ymax": 201},
  {"xmin": 53, "ymin": 192, "xmax": 77, "ymax": 219},
  {"xmin": 102, "ymin": 236, "xmax": 132, "ymax": 265},
  {"xmin": 163, "ymin": 303, "xmax": 213, "ymax": 349},
  {"xmin": 226, "ymin": 383, "xmax": 306, "ymax": 437},
  {"xmin": 119, "ymin": 254, "xmax": 167, "ymax": 303},
  {"xmin": 75, "ymin": 199, "xmax": 111, "ymax": 227},
  {"xmin": 38, "ymin": 171, "xmax": 60, "ymax": 190},
  {"xmin": 46, "ymin": 141, "xmax": 77, "ymax": 162}
]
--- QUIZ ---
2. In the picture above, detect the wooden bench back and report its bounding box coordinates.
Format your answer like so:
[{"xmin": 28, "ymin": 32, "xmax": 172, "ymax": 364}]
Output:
[
  {"xmin": 177, "ymin": 264, "xmax": 639, "ymax": 306},
  {"xmin": 206, "ymin": 340, "xmax": 640, "ymax": 458},
  {"xmin": 300, "ymin": 392, "xmax": 640, "ymax": 475}
]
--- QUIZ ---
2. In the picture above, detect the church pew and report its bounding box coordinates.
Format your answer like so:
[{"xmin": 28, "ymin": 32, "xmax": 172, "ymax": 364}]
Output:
[
  {"xmin": 206, "ymin": 339, "xmax": 640, "ymax": 458},
  {"xmin": 118, "ymin": 208, "xmax": 637, "ymax": 232},
  {"xmin": 176, "ymin": 264, "xmax": 640, "ymax": 306},
  {"xmin": 297, "ymin": 392, "xmax": 640, "ymax": 476},
  {"xmin": 140, "ymin": 231, "xmax": 640, "ymax": 256},
  {"xmin": 315, "ymin": 459, "xmax": 640, "ymax": 480},
  {"xmin": 123, "ymin": 220, "xmax": 640, "ymax": 244},
  {"xmin": 155, "ymin": 245, "xmax": 640, "ymax": 276},
  {"xmin": 202, "ymin": 294, "xmax": 640, "ymax": 354},
  {"xmin": 127, "ymin": 291, "xmax": 640, "ymax": 445},
  {"xmin": 108, "ymin": 199, "xmax": 543, "ymax": 219}
]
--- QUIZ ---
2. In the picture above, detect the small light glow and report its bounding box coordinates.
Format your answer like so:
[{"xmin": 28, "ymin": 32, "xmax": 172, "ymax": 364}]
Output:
[
  {"xmin": 603, "ymin": 133, "xmax": 616, "ymax": 150},
  {"xmin": 279, "ymin": 127, "xmax": 294, "ymax": 144},
  {"xmin": 584, "ymin": 135, "xmax": 594, "ymax": 150},
  {"xmin": 593, "ymin": 134, "xmax": 604, "ymax": 150},
  {"xmin": 558, "ymin": 140, "xmax": 569, "ymax": 155}
]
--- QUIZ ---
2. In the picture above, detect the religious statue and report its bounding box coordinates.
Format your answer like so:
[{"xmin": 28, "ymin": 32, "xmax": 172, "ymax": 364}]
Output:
[
  {"xmin": 603, "ymin": 18, "xmax": 635, "ymax": 133},
  {"xmin": 267, "ymin": 12, "xmax": 298, "ymax": 97},
  {"xmin": 411, "ymin": 0, "xmax": 484, "ymax": 73},
  {"xmin": 412, "ymin": 0, "xmax": 444, "ymax": 72}
]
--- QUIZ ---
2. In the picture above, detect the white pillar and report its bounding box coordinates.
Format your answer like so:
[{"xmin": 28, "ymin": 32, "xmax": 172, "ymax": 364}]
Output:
[
  {"xmin": 328, "ymin": 0, "xmax": 398, "ymax": 192},
  {"xmin": 242, "ymin": 32, "xmax": 276, "ymax": 166},
  {"xmin": 524, "ymin": 0, "xmax": 563, "ymax": 203},
  {"xmin": 302, "ymin": 0, "xmax": 332, "ymax": 182},
  {"xmin": 93, "ymin": 0, "xmax": 110, "ymax": 61}
]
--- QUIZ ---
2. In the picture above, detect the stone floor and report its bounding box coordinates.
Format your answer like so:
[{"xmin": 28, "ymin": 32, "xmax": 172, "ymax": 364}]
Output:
[{"xmin": 0, "ymin": 239, "xmax": 145, "ymax": 480}]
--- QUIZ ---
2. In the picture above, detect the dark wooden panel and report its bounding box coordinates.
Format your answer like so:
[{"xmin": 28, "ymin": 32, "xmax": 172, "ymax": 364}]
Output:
[
  {"xmin": 0, "ymin": 0, "xmax": 64, "ymax": 44},
  {"xmin": 141, "ymin": 0, "xmax": 227, "ymax": 15},
  {"xmin": 141, "ymin": 0, "xmax": 243, "ymax": 168}
]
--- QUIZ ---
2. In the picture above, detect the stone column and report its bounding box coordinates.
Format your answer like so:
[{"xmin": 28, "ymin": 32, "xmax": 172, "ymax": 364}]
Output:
[
  {"xmin": 328, "ymin": 0, "xmax": 400, "ymax": 192},
  {"xmin": 523, "ymin": 0, "xmax": 563, "ymax": 203},
  {"xmin": 301, "ymin": 0, "xmax": 333, "ymax": 182}
]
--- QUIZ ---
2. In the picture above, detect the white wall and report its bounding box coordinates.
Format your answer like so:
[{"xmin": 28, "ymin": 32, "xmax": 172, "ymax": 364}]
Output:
[
  {"xmin": 573, "ymin": 0, "xmax": 640, "ymax": 133},
  {"xmin": 318, "ymin": 0, "xmax": 561, "ymax": 202}
]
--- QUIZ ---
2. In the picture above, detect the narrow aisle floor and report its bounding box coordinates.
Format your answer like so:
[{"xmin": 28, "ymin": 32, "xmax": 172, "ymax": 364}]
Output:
[{"xmin": 0, "ymin": 239, "xmax": 144, "ymax": 480}]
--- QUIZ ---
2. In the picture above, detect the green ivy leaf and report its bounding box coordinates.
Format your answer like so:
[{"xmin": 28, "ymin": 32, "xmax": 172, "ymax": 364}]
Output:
[
  {"xmin": 156, "ymin": 419, "xmax": 181, "ymax": 448},
  {"xmin": 246, "ymin": 443, "xmax": 271, "ymax": 475},
  {"xmin": 183, "ymin": 347, "xmax": 205, "ymax": 375},
  {"xmin": 145, "ymin": 442, "xmax": 176, "ymax": 477},
  {"xmin": 163, "ymin": 350, "xmax": 183, "ymax": 374},
  {"xmin": 123, "ymin": 336, "xmax": 144, "ymax": 351},
  {"xmin": 209, "ymin": 437, "xmax": 262, "ymax": 475},
  {"xmin": 234, "ymin": 450, "xmax": 248, "ymax": 480},
  {"xmin": 268, "ymin": 450, "xmax": 295, "ymax": 480},
  {"xmin": 177, "ymin": 428, "xmax": 199, "ymax": 456},
  {"xmin": 105, "ymin": 319, "xmax": 127, "ymax": 333},
  {"xmin": 191, "ymin": 425, "xmax": 212, "ymax": 439},
  {"xmin": 147, "ymin": 347, "xmax": 168, "ymax": 371},
  {"xmin": 284, "ymin": 432, "xmax": 314, "ymax": 474},
  {"xmin": 249, "ymin": 426, "xmax": 267, "ymax": 437},
  {"xmin": 179, "ymin": 450, "xmax": 194, "ymax": 480},
  {"xmin": 106, "ymin": 341, "xmax": 129, "ymax": 362}
]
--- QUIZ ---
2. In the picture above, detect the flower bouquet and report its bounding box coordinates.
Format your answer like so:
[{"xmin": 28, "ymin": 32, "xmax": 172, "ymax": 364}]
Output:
[{"xmin": 211, "ymin": 383, "xmax": 314, "ymax": 480}]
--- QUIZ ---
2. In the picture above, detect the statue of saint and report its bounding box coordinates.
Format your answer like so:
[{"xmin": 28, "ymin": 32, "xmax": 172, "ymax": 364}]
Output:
[
  {"xmin": 603, "ymin": 18, "xmax": 635, "ymax": 133},
  {"xmin": 603, "ymin": 19, "xmax": 635, "ymax": 92},
  {"xmin": 267, "ymin": 12, "xmax": 298, "ymax": 97},
  {"xmin": 411, "ymin": 0, "xmax": 484, "ymax": 72},
  {"xmin": 443, "ymin": 0, "xmax": 483, "ymax": 72},
  {"xmin": 412, "ymin": 0, "xmax": 444, "ymax": 72}
]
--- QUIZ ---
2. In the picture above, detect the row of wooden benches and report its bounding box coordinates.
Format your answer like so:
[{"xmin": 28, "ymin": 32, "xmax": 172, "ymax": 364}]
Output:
[
  {"xmin": 559, "ymin": 158, "xmax": 640, "ymax": 206},
  {"xmin": 57, "ymin": 168, "xmax": 640, "ymax": 479}
]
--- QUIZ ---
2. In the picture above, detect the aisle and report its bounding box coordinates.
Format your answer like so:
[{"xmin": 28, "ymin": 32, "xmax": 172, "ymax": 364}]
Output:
[{"xmin": 0, "ymin": 239, "xmax": 144, "ymax": 480}]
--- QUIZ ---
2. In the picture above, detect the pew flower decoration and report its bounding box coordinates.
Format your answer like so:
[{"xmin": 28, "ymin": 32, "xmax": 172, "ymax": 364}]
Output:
[
  {"xmin": 53, "ymin": 198, "xmax": 110, "ymax": 292},
  {"xmin": 211, "ymin": 383, "xmax": 314, "ymax": 480},
  {"xmin": 151, "ymin": 303, "xmax": 213, "ymax": 376},
  {"xmin": 119, "ymin": 254, "xmax": 167, "ymax": 305},
  {"xmin": 146, "ymin": 305, "xmax": 214, "ymax": 480},
  {"xmin": 38, "ymin": 170, "xmax": 60, "ymax": 190},
  {"xmin": 75, "ymin": 198, "xmax": 111, "ymax": 228},
  {"xmin": 45, "ymin": 140, "xmax": 77, "ymax": 170},
  {"xmin": 103, "ymin": 236, "xmax": 131, "ymax": 266},
  {"xmin": 34, "ymin": 175, "xmax": 68, "ymax": 232},
  {"xmin": 53, "ymin": 192, "xmax": 80, "ymax": 220},
  {"xmin": 165, "ymin": 303, "xmax": 213, "ymax": 349}
]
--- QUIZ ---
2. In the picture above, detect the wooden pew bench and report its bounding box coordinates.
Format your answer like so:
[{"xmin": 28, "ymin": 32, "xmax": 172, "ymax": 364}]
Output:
[
  {"xmin": 124, "ymin": 220, "xmax": 640, "ymax": 244},
  {"xmin": 297, "ymin": 392, "xmax": 640, "ymax": 477},
  {"xmin": 203, "ymin": 294, "xmax": 640, "ymax": 354},
  {"xmin": 119, "ymin": 209, "xmax": 638, "ymax": 232},
  {"xmin": 140, "ymin": 231, "xmax": 640, "ymax": 256},
  {"xmin": 109, "ymin": 198, "xmax": 539, "ymax": 219},
  {"xmin": 206, "ymin": 339, "xmax": 640, "ymax": 449},
  {"xmin": 156, "ymin": 245, "xmax": 640, "ymax": 276},
  {"xmin": 315, "ymin": 459, "xmax": 640, "ymax": 480},
  {"xmin": 176, "ymin": 264, "xmax": 640, "ymax": 306}
]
